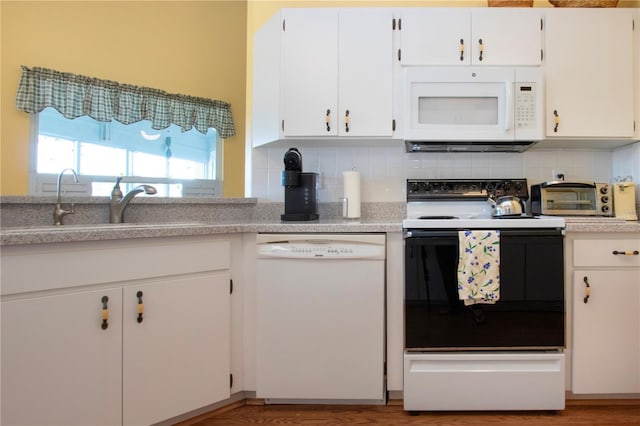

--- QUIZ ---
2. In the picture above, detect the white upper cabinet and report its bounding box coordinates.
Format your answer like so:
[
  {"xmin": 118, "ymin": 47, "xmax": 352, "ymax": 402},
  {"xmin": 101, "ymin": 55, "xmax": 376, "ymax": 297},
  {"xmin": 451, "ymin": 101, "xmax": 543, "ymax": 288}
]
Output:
[
  {"xmin": 282, "ymin": 9, "xmax": 338, "ymax": 137},
  {"xmin": 252, "ymin": 8, "xmax": 393, "ymax": 145},
  {"xmin": 338, "ymin": 9, "xmax": 393, "ymax": 137},
  {"xmin": 544, "ymin": 9, "xmax": 635, "ymax": 139},
  {"xmin": 398, "ymin": 8, "xmax": 542, "ymax": 66}
]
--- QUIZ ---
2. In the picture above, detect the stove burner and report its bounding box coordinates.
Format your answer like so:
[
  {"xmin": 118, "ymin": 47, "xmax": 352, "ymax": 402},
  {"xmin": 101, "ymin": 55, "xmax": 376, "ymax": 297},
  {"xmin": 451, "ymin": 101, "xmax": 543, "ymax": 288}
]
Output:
[{"xmin": 418, "ymin": 215, "xmax": 458, "ymax": 220}]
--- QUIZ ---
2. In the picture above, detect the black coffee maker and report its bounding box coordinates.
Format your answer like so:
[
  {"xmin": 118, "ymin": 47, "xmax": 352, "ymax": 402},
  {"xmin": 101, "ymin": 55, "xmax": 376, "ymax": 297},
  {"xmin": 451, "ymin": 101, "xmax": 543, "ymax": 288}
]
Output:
[{"xmin": 281, "ymin": 148, "xmax": 319, "ymax": 221}]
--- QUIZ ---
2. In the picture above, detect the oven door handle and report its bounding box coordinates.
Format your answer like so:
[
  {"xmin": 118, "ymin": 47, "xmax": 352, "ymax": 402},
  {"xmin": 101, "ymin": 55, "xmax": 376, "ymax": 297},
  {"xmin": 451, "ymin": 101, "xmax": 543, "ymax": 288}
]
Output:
[{"xmin": 405, "ymin": 229, "xmax": 563, "ymax": 238}]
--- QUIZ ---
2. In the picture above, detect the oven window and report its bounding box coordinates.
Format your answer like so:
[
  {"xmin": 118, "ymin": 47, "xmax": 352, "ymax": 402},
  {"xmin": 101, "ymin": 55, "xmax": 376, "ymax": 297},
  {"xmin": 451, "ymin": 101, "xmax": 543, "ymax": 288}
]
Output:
[
  {"xmin": 544, "ymin": 188, "xmax": 596, "ymax": 212},
  {"xmin": 418, "ymin": 97, "xmax": 498, "ymax": 125},
  {"xmin": 404, "ymin": 230, "xmax": 564, "ymax": 350}
]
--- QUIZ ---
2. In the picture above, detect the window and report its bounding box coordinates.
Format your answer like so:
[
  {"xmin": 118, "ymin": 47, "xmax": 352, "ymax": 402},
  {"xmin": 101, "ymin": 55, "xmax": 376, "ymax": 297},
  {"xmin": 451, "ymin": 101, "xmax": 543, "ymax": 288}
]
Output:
[
  {"xmin": 17, "ymin": 66, "xmax": 235, "ymax": 198},
  {"xmin": 33, "ymin": 108, "xmax": 222, "ymax": 197}
]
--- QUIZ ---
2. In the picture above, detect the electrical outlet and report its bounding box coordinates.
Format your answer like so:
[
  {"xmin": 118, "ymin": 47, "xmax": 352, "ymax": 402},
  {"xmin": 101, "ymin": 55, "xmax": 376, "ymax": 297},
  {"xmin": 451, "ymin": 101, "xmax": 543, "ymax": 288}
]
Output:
[{"xmin": 552, "ymin": 170, "xmax": 565, "ymax": 181}]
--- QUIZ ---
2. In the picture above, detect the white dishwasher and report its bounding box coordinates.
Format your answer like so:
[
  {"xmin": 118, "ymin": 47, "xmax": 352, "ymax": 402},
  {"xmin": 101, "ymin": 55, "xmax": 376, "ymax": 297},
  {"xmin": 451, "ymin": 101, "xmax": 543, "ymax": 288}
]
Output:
[{"xmin": 256, "ymin": 233, "xmax": 386, "ymax": 404}]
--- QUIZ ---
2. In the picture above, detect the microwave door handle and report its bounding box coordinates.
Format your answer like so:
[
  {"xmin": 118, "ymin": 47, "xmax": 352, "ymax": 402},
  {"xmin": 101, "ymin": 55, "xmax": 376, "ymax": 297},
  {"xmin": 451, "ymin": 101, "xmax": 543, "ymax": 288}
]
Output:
[{"xmin": 504, "ymin": 82, "xmax": 512, "ymax": 131}]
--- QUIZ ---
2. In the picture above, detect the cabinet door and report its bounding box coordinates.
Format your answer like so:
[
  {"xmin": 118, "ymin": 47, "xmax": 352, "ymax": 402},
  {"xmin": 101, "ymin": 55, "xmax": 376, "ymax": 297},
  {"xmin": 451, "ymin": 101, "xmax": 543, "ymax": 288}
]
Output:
[
  {"xmin": 572, "ymin": 270, "xmax": 640, "ymax": 394},
  {"xmin": 282, "ymin": 8, "xmax": 338, "ymax": 136},
  {"xmin": 1, "ymin": 288, "xmax": 122, "ymax": 426},
  {"xmin": 471, "ymin": 9, "xmax": 541, "ymax": 66},
  {"xmin": 338, "ymin": 9, "xmax": 393, "ymax": 137},
  {"xmin": 400, "ymin": 9, "xmax": 470, "ymax": 66},
  {"xmin": 122, "ymin": 272, "xmax": 230, "ymax": 425},
  {"xmin": 545, "ymin": 9, "xmax": 634, "ymax": 138}
]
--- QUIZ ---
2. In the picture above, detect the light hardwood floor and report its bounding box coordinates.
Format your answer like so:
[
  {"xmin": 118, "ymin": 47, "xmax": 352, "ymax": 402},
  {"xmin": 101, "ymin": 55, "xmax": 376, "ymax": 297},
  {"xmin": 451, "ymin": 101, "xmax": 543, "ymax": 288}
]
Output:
[{"xmin": 179, "ymin": 400, "xmax": 640, "ymax": 425}]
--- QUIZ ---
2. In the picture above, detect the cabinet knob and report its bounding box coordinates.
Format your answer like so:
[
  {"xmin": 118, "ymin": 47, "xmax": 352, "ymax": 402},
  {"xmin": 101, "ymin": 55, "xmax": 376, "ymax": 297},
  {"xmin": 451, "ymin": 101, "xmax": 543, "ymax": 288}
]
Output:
[
  {"xmin": 583, "ymin": 276, "xmax": 591, "ymax": 304},
  {"xmin": 478, "ymin": 38, "xmax": 484, "ymax": 61},
  {"xmin": 136, "ymin": 291, "xmax": 144, "ymax": 323},
  {"xmin": 325, "ymin": 109, "xmax": 331, "ymax": 132},
  {"xmin": 344, "ymin": 110, "xmax": 350, "ymax": 133},
  {"xmin": 101, "ymin": 296, "xmax": 109, "ymax": 330},
  {"xmin": 553, "ymin": 110, "xmax": 560, "ymax": 133},
  {"xmin": 459, "ymin": 39, "xmax": 465, "ymax": 62}
]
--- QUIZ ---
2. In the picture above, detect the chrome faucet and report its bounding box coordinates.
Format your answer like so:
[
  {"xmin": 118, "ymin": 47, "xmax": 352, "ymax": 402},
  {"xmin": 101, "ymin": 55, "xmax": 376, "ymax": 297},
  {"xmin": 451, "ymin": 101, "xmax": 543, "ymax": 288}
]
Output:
[
  {"xmin": 109, "ymin": 177, "xmax": 157, "ymax": 223},
  {"xmin": 53, "ymin": 168, "xmax": 79, "ymax": 225}
]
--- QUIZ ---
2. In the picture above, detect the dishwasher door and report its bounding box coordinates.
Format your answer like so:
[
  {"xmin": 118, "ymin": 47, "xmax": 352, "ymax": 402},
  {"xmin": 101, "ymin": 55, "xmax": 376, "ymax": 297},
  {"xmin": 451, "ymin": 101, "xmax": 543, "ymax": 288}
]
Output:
[{"xmin": 256, "ymin": 233, "xmax": 386, "ymax": 403}]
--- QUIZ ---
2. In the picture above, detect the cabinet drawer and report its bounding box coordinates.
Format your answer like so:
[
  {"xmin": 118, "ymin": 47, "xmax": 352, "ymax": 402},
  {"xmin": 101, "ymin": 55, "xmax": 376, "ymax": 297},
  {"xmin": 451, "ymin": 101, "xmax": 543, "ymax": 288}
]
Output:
[{"xmin": 573, "ymin": 239, "xmax": 640, "ymax": 268}]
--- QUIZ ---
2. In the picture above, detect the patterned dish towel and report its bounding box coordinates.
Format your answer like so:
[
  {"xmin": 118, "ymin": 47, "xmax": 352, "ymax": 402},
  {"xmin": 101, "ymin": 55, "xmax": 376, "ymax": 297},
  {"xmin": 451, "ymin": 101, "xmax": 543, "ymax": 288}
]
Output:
[{"xmin": 457, "ymin": 230, "xmax": 500, "ymax": 306}]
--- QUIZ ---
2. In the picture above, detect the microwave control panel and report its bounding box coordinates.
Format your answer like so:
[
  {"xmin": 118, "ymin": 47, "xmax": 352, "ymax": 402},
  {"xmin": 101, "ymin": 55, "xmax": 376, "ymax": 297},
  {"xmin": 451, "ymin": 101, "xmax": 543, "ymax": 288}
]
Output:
[{"xmin": 514, "ymin": 82, "xmax": 537, "ymax": 130}]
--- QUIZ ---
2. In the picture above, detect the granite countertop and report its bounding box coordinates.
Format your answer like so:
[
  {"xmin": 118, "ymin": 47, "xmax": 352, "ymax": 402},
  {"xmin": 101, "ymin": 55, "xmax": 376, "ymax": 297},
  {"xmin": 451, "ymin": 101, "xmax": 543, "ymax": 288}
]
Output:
[
  {"xmin": 0, "ymin": 218, "xmax": 403, "ymax": 246},
  {"xmin": 1, "ymin": 216, "xmax": 639, "ymax": 246}
]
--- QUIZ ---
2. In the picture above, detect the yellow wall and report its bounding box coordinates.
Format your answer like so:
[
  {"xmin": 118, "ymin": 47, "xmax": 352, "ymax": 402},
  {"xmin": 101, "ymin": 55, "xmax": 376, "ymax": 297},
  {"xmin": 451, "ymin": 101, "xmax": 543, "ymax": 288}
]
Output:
[{"xmin": 0, "ymin": 0, "xmax": 247, "ymax": 197}]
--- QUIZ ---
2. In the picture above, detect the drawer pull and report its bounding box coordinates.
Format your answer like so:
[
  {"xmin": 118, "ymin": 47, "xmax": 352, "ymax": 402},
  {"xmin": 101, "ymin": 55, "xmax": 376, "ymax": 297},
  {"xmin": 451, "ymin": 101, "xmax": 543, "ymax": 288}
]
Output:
[
  {"xmin": 612, "ymin": 250, "xmax": 639, "ymax": 256},
  {"xmin": 136, "ymin": 291, "xmax": 144, "ymax": 323},
  {"xmin": 583, "ymin": 276, "xmax": 591, "ymax": 304},
  {"xmin": 459, "ymin": 38, "xmax": 465, "ymax": 61},
  {"xmin": 101, "ymin": 296, "xmax": 109, "ymax": 330}
]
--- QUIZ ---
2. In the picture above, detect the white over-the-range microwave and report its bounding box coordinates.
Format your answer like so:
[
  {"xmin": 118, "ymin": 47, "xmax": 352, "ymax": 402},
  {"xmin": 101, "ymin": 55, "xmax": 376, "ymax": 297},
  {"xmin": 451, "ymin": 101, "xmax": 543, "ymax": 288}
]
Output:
[{"xmin": 403, "ymin": 67, "xmax": 543, "ymax": 152}]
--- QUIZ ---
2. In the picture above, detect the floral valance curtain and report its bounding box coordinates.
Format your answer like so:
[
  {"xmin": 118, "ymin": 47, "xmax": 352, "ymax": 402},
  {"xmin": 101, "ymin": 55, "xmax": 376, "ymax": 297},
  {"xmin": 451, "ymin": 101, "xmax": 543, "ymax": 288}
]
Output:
[{"xmin": 16, "ymin": 66, "xmax": 236, "ymax": 138}]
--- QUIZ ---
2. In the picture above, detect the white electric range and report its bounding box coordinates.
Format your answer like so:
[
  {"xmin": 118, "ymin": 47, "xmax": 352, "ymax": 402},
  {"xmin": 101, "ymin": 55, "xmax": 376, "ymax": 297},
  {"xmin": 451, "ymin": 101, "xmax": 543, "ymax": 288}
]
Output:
[{"xmin": 402, "ymin": 178, "xmax": 566, "ymax": 412}]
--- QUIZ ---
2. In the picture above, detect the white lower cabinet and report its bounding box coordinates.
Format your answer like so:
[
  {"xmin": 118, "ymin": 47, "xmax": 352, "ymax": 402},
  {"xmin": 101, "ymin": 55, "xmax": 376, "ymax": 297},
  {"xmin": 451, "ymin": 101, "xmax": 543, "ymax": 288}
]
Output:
[
  {"xmin": 1, "ymin": 237, "xmax": 231, "ymax": 426},
  {"xmin": 572, "ymin": 269, "xmax": 640, "ymax": 394},
  {"xmin": 2, "ymin": 287, "xmax": 124, "ymax": 426},
  {"xmin": 123, "ymin": 273, "xmax": 230, "ymax": 425},
  {"xmin": 569, "ymin": 236, "xmax": 640, "ymax": 394}
]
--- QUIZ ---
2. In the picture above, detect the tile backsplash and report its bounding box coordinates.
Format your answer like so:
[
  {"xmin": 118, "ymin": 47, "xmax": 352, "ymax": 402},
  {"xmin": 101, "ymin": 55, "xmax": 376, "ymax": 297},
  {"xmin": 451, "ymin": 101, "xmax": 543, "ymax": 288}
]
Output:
[{"xmin": 251, "ymin": 143, "xmax": 631, "ymax": 203}]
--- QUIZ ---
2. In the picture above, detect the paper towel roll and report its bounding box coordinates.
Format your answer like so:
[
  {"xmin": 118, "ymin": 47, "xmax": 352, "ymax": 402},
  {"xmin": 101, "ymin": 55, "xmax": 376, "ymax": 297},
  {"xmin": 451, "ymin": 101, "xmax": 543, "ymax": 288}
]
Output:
[{"xmin": 343, "ymin": 170, "xmax": 361, "ymax": 218}]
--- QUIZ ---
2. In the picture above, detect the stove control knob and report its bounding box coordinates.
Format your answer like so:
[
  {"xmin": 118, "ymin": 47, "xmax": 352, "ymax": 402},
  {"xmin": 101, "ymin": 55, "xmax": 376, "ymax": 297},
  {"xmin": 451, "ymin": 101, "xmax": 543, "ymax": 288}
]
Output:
[
  {"xmin": 485, "ymin": 183, "xmax": 494, "ymax": 193},
  {"xmin": 409, "ymin": 182, "xmax": 419, "ymax": 193},
  {"xmin": 514, "ymin": 181, "xmax": 522, "ymax": 192},
  {"xmin": 503, "ymin": 182, "xmax": 511, "ymax": 192},
  {"xmin": 441, "ymin": 184, "xmax": 450, "ymax": 192}
]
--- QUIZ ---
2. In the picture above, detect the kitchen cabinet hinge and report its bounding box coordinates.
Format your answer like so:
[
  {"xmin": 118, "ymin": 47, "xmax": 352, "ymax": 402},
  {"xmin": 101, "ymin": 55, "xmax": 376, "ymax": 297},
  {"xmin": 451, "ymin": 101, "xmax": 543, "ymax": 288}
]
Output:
[
  {"xmin": 540, "ymin": 18, "xmax": 543, "ymax": 31},
  {"xmin": 634, "ymin": 120, "xmax": 636, "ymax": 131},
  {"xmin": 633, "ymin": 19, "xmax": 635, "ymax": 31},
  {"xmin": 392, "ymin": 18, "xmax": 396, "ymax": 30},
  {"xmin": 398, "ymin": 18, "xmax": 402, "ymax": 30},
  {"xmin": 282, "ymin": 19, "xmax": 285, "ymax": 31},
  {"xmin": 392, "ymin": 119, "xmax": 396, "ymax": 132},
  {"xmin": 281, "ymin": 120, "xmax": 284, "ymax": 132},
  {"xmin": 397, "ymin": 49, "xmax": 401, "ymax": 62},
  {"xmin": 230, "ymin": 279, "xmax": 233, "ymax": 294},
  {"xmin": 230, "ymin": 374, "xmax": 233, "ymax": 388},
  {"xmin": 541, "ymin": 49, "xmax": 544, "ymax": 62}
]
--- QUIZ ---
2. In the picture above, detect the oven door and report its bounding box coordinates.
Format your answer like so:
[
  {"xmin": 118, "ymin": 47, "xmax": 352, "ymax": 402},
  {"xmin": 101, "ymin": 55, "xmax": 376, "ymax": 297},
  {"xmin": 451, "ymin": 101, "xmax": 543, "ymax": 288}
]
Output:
[{"xmin": 404, "ymin": 229, "xmax": 564, "ymax": 351}]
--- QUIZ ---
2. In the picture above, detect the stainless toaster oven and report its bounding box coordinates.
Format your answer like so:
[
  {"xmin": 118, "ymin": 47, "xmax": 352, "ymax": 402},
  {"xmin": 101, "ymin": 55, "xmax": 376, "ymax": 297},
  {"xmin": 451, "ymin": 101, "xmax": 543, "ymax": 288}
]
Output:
[{"xmin": 530, "ymin": 181, "xmax": 613, "ymax": 216}]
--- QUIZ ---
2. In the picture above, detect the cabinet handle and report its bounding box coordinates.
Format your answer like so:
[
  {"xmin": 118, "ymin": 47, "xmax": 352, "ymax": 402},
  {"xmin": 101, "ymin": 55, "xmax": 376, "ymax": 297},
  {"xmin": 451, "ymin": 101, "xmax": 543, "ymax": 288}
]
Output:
[
  {"xmin": 136, "ymin": 291, "xmax": 144, "ymax": 323},
  {"xmin": 344, "ymin": 110, "xmax": 350, "ymax": 133},
  {"xmin": 553, "ymin": 110, "xmax": 560, "ymax": 133},
  {"xmin": 459, "ymin": 38, "xmax": 464, "ymax": 61},
  {"xmin": 583, "ymin": 276, "xmax": 591, "ymax": 304},
  {"xmin": 101, "ymin": 296, "xmax": 109, "ymax": 330},
  {"xmin": 612, "ymin": 250, "xmax": 640, "ymax": 256},
  {"xmin": 478, "ymin": 38, "xmax": 484, "ymax": 61},
  {"xmin": 325, "ymin": 109, "xmax": 331, "ymax": 132}
]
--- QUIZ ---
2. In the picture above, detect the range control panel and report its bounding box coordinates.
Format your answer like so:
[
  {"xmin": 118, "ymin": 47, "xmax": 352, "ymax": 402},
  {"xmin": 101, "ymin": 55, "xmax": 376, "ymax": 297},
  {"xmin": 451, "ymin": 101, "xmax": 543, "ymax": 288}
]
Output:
[{"xmin": 406, "ymin": 179, "xmax": 529, "ymax": 201}]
